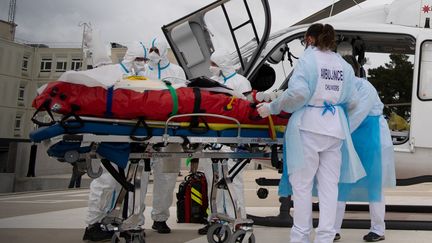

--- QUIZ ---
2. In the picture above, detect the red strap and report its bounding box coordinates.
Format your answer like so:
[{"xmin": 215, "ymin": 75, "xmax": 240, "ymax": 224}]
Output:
[{"xmin": 185, "ymin": 184, "xmax": 192, "ymax": 223}]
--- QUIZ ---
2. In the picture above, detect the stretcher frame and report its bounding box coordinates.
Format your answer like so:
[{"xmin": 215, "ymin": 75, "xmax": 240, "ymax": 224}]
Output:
[{"xmin": 32, "ymin": 113, "xmax": 285, "ymax": 243}]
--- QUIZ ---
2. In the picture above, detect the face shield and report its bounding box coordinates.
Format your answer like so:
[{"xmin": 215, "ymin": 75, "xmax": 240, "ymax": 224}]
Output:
[
  {"xmin": 209, "ymin": 62, "xmax": 221, "ymax": 77},
  {"xmin": 210, "ymin": 49, "xmax": 236, "ymax": 76},
  {"xmin": 123, "ymin": 41, "xmax": 147, "ymax": 66}
]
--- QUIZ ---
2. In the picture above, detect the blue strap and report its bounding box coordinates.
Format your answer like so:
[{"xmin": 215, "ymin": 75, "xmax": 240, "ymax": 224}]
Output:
[
  {"xmin": 157, "ymin": 62, "xmax": 170, "ymax": 79},
  {"xmin": 308, "ymin": 101, "xmax": 337, "ymax": 116},
  {"xmin": 139, "ymin": 41, "xmax": 147, "ymax": 59},
  {"xmin": 119, "ymin": 62, "xmax": 129, "ymax": 74},
  {"xmin": 105, "ymin": 86, "xmax": 114, "ymax": 117},
  {"xmin": 152, "ymin": 38, "xmax": 157, "ymax": 48},
  {"xmin": 222, "ymin": 72, "xmax": 236, "ymax": 83}
]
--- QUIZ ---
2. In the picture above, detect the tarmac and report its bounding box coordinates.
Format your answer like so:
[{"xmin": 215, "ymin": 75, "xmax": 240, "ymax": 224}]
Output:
[{"xmin": 0, "ymin": 169, "xmax": 431, "ymax": 243}]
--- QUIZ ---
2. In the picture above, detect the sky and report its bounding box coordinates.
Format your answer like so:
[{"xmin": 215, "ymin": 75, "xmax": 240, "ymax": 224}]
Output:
[{"xmin": 0, "ymin": 0, "xmax": 393, "ymax": 47}]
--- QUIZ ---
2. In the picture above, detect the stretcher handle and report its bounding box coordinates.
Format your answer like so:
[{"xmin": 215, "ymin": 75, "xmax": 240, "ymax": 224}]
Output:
[
  {"xmin": 164, "ymin": 113, "xmax": 242, "ymax": 140},
  {"xmin": 130, "ymin": 117, "xmax": 152, "ymax": 141},
  {"xmin": 60, "ymin": 113, "xmax": 84, "ymax": 130},
  {"xmin": 188, "ymin": 117, "xmax": 210, "ymax": 134},
  {"xmin": 31, "ymin": 99, "xmax": 56, "ymax": 127}
]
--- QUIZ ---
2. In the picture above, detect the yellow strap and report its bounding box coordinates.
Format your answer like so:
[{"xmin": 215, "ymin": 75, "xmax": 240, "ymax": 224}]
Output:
[
  {"xmin": 268, "ymin": 116, "xmax": 276, "ymax": 140},
  {"xmin": 191, "ymin": 187, "xmax": 202, "ymax": 199},
  {"xmin": 126, "ymin": 76, "xmax": 148, "ymax": 80},
  {"xmin": 225, "ymin": 96, "xmax": 236, "ymax": 110},
  {"xmin": 191, "ymin": 193, "xmax": 202, "ymax": 205}
]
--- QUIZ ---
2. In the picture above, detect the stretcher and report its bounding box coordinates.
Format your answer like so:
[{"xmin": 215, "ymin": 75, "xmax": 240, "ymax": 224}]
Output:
[{"xmin": 30, "ymin": 113, "xmax": 285, "ymax": 243}]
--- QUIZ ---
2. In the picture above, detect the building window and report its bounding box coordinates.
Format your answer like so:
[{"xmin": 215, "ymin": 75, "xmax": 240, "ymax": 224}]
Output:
[
  {"xmin": 56, "ymin": 58, "xmax": 67, "ymax": 72},
  {"xmin": 14, "ymin": 115, "xmax": 22, "ymax": 132},
  {"xmin": 18, "ymin": 85, "xmax": 25, "ymax": 102},
  {"xmin": 71, "ymin": 58, "xmax": 82, "ymax": 70},
  {"xmin": 40, "ymin": 58, "xmax": 52, "ymax": 72},
  {"xmin": 22, "ymin": 56, "xmax": 29, "ymax": 71}
]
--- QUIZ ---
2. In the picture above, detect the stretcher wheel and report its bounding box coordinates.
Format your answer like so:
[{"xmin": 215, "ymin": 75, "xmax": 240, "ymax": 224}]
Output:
[
  {"xmin": 128, "ymin": 232, "xmax": 145, "ymax": 243},
  {"xmin": 111, "ymin": 234, "xmax": 120, "ymax": 243},
  {"xmin": 229, "ymin": 230, "xmax": 255, "ymax": 243},
  {"xmin": 257, "ymin": 188, "xmax": 269, "ymax": 199},
  {"xmin": 207, "ymin": 224, "xmax": 232, "ymax": 243},
  {"xmin": 125, "ymin": 230, "xmax": 146, "ymax": 243}
]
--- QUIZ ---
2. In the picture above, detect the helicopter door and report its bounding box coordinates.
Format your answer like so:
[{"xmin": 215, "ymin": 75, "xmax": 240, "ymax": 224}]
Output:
[
  {"xmin": 409, "ymin": 33, "xmax": 432, "ymax": 150},
  {"xmin": 162, "ymin": 0, "xmax": 271, "ymax": 79}
]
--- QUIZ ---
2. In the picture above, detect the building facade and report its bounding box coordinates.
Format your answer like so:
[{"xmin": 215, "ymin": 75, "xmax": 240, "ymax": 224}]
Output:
[
  {"xmin": 0, "ymin": 20, "xmax": 179, "ymax": 192},
  {"xmin": 0, "ymin": 20, "xmax": 128, "ymax": 191}
]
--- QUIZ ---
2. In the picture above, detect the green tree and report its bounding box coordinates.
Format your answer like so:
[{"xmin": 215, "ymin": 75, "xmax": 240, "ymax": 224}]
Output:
[{"xmin": 368, "ymin": 53, "xmax": 414, "ymax": 120}]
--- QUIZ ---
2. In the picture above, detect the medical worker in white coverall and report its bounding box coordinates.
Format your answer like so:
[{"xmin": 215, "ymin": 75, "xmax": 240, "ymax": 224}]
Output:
[
  {"xmin": 83, "ymin": 41, "xmax": 149, "ymax": 242},
  {"xmin": 140, "ymin": 37, "xmax": 187, "ymax": 234},
  {"xmin": 258, "ymin": 23, "xmax": 365, "ymax": 243},
  {"xmin": 333, "ymin": 55, "xmax": 396, "ymax": 242},
  {"xmin": 198, "ymin": 48, "xmax": 252, "ymax": 235},
  {"xmin": 140, "ymin": 37, "xmax": 186, "ymax": 80}
]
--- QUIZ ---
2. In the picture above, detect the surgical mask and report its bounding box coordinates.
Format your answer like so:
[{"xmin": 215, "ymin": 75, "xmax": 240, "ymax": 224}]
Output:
[
  {"xmin": 209, "ymin": 66, "xmax": 221, "ymax": 77},
  {"xmin": 148, "ymin": 52, "xmax": 161, "ymax": 64}
]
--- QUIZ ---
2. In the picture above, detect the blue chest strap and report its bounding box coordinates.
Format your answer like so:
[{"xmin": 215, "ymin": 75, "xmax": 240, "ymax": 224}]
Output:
[
  {"xmin": 120, "ymin": 62, "xmax": 129, "ymax": 74},
  {"xmin": 148, "ymin": 62, "xmax": 170, "ymax": 79},
  {"xmin": 222, "ymin": 72, "xmax": 236, "ymax": 84}
]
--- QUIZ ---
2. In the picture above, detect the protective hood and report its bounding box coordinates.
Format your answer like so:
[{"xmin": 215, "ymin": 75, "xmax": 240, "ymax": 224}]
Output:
[
  {"xmin": 210, "ymin": 49, "xmax": 236, "ymax": 78},
  {"xmin": 148, "ymin": 37, "xmax": 170, "ymax": 69},
  {"xmin": 83, "ymin": 28, "xmax": 112, "ymax": 68},
  {"xmin": 122, "ymin": 41, "xmax": 147, "ymax": 67}
]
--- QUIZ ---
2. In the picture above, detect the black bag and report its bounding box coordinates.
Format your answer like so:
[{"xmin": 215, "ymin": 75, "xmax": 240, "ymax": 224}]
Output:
[{"xmin": 176, "ymin": 171, "xmax": 208, "ymax": 223}]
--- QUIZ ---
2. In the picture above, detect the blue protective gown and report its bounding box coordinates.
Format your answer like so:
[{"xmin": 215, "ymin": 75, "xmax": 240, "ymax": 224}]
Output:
[{"xmin": 338, "ymin": 77, "xmax": 396, "ymax": 202}]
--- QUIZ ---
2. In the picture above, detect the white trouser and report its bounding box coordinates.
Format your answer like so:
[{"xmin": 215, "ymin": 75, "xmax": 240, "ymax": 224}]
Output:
[
  {"xmin": 86, "ymin": 163, "xmax": 120, "ymax": 225},
  {"xmin": 150, "ymin": 156, "xmax": 179, "ymax": 222},
  {"xmin": 289, "ymin": 131, "xmax": 342, "ymax": 243},
  {"xmin": 202, "ymin": 146, "xmax": 246, "ymax": 220},
  {"xmin": 86, "ymin": 148, "xmax": 179, "ymax": 225},
  {"xmin": 334, "ymin": 196, "xmax": 386, "ymax": 236},
  {"xmin": 122, "ymin": 156, "xmax": 179, "ymax": 225}
]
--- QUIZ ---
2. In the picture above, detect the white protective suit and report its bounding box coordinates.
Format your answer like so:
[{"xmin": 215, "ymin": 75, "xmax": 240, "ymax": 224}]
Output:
[
  {"xmin": 261, "ymin": 46, "xmax": 365, "ymax": 243},
  {"xmin": 85, "ymin": 41, "xmax": 149, "ymax": 226},
  {"xmin": 141, "ymin": 38, "xmax": 186, "ymax": 80},
  {"xmin": 202, "ymin": 49, "xmax": 252, "ymax": 220},
  {"xmin": 138, "ymin": 38, "xmax": 186, "ymax": 223},
  {"xmin": 209, "ymin": 49, "xmax": 252, "ymax": 98},
  {"xmin": 83, "ymin": 27, "xmax": 113, "ymax": 68}
]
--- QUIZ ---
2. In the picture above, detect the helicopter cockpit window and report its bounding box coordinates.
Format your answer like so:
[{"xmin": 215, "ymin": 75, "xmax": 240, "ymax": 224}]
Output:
[
  {"xmin": 336, "ymin": 33, "xmax": 415, "ymax": 145},
  {"xmin": 261, "ymin": 38, "xmax": 304, "ymax": 91}
]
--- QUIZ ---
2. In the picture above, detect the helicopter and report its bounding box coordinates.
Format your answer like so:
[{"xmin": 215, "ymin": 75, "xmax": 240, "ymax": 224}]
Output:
[
  {"xmin": 162, "ymin": 0, "xmax": 432, "ymax": 185},
  {"xmin": 161, "ymin": 0, "xmax": 432, "ymax": 230}
]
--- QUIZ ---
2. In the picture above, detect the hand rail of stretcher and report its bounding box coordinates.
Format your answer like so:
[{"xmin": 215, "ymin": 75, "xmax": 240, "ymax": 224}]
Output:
[
  {"xmin": 163, "ymin": 113, "xmax": 241, "ymax": 144},
  {"xmin": 63, "ymin": 115, "xmax": 286, "ymax": 132},
  {"xmin": 63, "ymin": 115, "xmax": 243, "ymax": 131}
]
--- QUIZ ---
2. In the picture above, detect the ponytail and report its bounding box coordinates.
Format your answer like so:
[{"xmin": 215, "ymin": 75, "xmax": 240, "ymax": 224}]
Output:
[
  {"xmin": 317, "ymin": 24, "xmax": 336, "ymax": 51},
  {"xmin": 305, "ymin": 23, "xmax": 336, "ymax": 51}
]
